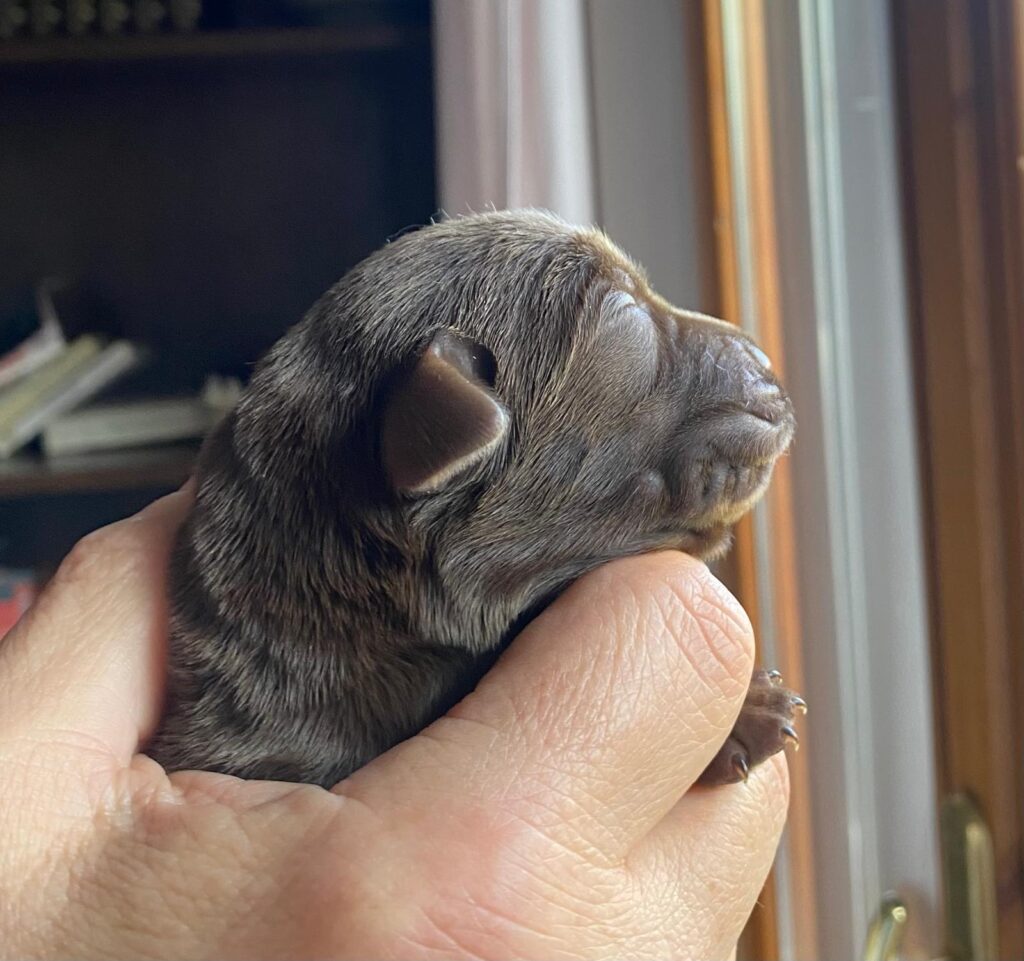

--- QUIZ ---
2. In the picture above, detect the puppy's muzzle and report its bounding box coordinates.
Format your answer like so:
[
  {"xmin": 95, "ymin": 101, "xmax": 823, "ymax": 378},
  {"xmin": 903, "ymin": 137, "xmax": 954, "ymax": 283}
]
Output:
[
  {"xmin": 677, "ymin": 323, "xmax": 795, "ymax": 529},
  {"xmin": 726, "ymin": 336, "xmax": 794, "ymax": 437}
]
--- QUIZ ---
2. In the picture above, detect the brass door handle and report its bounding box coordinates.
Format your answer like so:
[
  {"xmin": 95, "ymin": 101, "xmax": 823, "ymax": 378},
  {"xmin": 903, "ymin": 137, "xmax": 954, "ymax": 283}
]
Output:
[
  {"xmin": 863, "ymin": 794, "xmax": 998, "ymax": 961},
  {"xmin": 941, "ymin": 793, "xmax": 999, "ymax": 961},
  {"xmin": 863, "ymin": 896, "xmax": 909, "ymax": 961}
]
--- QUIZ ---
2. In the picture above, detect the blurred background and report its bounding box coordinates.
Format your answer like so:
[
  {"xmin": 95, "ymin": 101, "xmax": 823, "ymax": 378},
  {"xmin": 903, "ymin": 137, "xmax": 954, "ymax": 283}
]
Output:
[{"xmin": 1, "ymin": 1, "xmax": 1021, "ymax": 958}]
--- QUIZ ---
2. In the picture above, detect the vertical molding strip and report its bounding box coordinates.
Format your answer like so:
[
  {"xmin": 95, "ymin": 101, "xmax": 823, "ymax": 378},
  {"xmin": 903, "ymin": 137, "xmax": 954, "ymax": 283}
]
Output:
[{"xmin": 712, "ymin": 2, "xmax": 818, "ymax": 956}]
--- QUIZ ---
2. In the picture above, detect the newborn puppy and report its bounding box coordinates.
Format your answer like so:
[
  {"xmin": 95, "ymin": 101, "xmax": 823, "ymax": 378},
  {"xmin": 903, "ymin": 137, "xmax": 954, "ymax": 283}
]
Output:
[{"xmin": 148, "ymin": 209, "xmax": 803, "ymax": 788}]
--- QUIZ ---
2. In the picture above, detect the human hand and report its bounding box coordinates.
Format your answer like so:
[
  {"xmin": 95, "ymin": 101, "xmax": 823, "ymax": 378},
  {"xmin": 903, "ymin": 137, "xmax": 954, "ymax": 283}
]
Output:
[{"xmin": 0, "ymin": 485, "xmax": 788, "ymax": 960}]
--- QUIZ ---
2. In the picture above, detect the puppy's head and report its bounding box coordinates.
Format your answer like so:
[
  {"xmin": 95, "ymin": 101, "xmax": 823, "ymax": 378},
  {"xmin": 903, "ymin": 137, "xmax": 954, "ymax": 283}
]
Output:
[{"xmin": 235, "ymin": 209, "xmax": 794, "ymax": 646}]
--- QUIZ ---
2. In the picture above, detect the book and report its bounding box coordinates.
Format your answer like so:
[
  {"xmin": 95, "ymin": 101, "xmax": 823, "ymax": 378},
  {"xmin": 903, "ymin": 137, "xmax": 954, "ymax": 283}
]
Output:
[
  {"xmin": 0, "ymin": 337, "xmax": 143, "ymax": 458},
  {"xmin": 41, "ymin": 375, "xmax": 240, "ymax": 456},
  {"xmin": 0, "ymin": 283, "xmax": 66, "ymax": 391},
  {"xmin": 0, "ymin": 568, "xmax": 37, "ymax": 639}
]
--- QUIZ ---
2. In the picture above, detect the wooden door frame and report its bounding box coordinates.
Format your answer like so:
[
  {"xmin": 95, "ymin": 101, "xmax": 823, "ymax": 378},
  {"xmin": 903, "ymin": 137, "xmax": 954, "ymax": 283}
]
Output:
[
  {"xmin": 684, "ymin": 2, "xmax": 818, "ymax": 958},
  {"xmin": 891, "ymin": 1, "xmax": 1024, "ymax": 956}
]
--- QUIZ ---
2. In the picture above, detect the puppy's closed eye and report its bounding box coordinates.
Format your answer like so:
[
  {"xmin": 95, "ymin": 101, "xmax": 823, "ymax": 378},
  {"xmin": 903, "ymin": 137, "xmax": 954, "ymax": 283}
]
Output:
[{"xmin": 583, "ymin": 290, "xmax": 659, "ymax": 394}]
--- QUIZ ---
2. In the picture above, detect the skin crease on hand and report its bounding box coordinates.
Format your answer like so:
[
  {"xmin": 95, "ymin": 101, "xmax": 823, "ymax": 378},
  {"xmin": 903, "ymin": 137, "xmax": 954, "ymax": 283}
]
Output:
[{"xmin": 0, "ymin": 484, "xmax": 789, "ymax": 961}]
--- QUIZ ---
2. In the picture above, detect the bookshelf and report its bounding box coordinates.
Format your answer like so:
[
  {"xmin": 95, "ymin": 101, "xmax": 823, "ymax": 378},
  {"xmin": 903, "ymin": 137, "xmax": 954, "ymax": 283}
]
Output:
[
  {"xmin": 0, "ymin": 445, "xmax": 197, "ymax": 499},
  {"xmin": 0, "ymin": 24, "xmax": 427, "ymax": 67},
  {"xmin": 0, "ymin": 0, "xmax": 436, "ymax": 569}
]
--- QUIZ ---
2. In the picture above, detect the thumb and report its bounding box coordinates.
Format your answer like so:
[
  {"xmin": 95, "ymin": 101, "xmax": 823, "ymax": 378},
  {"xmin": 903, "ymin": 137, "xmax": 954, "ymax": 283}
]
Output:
[{"xmin": 349, "ymin": 551, "xmax": 755, "ymax": 860}]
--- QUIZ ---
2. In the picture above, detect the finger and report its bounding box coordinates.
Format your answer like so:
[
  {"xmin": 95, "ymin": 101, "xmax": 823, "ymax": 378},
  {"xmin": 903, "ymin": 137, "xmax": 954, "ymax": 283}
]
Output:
[
  {"xmin": 630, "ymin": 755, "xmax": 790, "ymax": 958},
  {"xmin": 349, "ymin": 552, "xmax": 754, "ymax": 860},
  {"xmin": 0, "ymin": 483, "xmax": 193, "ymax": 767}
]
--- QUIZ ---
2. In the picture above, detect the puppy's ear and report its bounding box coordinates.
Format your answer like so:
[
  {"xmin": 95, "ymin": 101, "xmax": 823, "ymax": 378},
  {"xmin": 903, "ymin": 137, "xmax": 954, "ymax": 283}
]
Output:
[{"xmin": 381, "ymin": 330, "xmax": 508, "ymax": 495}]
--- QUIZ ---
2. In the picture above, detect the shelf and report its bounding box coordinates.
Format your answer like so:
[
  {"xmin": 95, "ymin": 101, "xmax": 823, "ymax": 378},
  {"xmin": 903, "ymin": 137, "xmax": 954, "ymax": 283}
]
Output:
[
  {"xmin": 0, "ymin": 444, "xmax": 197, "ymax": 498},
  {"xmin": 0, "ymin": 23, "xmax": 427, "ymax": 66}
]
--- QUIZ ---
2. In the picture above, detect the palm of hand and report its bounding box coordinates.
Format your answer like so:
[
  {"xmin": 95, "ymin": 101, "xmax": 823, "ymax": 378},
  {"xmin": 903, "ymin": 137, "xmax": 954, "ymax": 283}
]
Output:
[{"xmin": 0, "ymin": 486, "xmax": 787, "ymax": 961}]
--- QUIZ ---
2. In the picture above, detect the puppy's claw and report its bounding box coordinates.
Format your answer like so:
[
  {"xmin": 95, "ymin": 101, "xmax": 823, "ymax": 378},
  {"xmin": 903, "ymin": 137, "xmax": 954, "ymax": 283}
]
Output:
[{"xmin": 699, "ymin": 669, "xmax": 806, "ymax": 786}]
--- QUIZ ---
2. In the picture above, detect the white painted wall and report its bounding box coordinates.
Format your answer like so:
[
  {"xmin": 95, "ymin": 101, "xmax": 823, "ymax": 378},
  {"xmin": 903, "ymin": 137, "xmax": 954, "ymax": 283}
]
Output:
[
  {"xmin": 586, "ymin": 0, "xmax": 704, "ymax": 309},
  {"xmin": 433, "ymin": 0, "xmax": 705, "ymax": 311}
]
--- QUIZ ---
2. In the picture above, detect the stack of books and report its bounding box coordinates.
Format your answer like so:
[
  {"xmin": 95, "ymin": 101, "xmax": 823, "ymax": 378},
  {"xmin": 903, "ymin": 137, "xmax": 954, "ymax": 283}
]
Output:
[
  {"xmin": 41, "ymin": 372, "xmax": 240, "ymax": 457},
  {"xmin": 0, "ymin": 568, "xmax": 36, "ymax": 638},
  {"xmin": 0, "ymin": 280, "xmax": 240, "ymax": 459}
]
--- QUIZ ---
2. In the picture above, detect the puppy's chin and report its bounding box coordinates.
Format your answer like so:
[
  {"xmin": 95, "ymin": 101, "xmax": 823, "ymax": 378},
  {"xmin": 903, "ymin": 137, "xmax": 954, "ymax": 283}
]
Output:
[
  {"xmin": 645, "ymin": 521, "xmax": 730, "ymax": 561},
  {"xmin": 673, "ymin": 474, "xmax": 777, "ymax": 561},
  {"xmin": 706, "ymin": 475, "xmax": 774, "ymax": 527},
  {"xmin": 679, "ymin": 524, "xmax": 733, "ymax": 562}
]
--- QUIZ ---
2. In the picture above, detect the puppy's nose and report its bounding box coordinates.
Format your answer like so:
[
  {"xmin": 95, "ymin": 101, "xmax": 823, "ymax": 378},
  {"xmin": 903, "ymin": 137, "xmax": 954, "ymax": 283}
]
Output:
[
  {"xmin": 672, "ymin": 309, "xmax": 774, "ymax": 373},
  {"xmin": 717, "ymin": 333, "xmax": 773, "ymax": 381},
  {"xmin": 669, "ymin": 309, "xmax": 789, "ymax": 418},
  {"xmin": 715, "ymin": 333, "xmax": 791, "ymax": 424}
]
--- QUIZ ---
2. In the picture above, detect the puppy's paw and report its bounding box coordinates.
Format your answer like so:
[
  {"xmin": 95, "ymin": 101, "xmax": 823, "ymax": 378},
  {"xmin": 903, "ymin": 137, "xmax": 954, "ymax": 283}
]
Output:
[{"xmin": 697, "ymin": 668, "xmax": 805, "ymax": 786}]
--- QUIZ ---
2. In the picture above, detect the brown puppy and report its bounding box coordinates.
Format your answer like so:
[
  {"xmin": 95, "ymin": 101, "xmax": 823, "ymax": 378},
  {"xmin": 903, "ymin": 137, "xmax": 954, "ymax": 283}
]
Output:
[{"xmin": 147, "ymin": 209, "xmax": 803, "ymax": 788}]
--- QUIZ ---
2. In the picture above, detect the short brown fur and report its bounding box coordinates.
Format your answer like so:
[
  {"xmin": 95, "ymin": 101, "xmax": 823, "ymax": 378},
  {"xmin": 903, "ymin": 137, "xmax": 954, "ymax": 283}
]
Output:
[{"xmin": 147, "ymin": 210, "xmax": 801, "ymax": 786}]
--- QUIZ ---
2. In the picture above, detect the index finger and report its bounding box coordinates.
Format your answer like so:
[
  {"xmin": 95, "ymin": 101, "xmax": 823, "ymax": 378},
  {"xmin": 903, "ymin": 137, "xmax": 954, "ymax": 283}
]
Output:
[
  {"xmin": 0, "ymin": 484, "xmax": 193, "ymax": 768},
  {"xmin": 353, "ymin": 552, "xmax": 755, "ymax": 861}
]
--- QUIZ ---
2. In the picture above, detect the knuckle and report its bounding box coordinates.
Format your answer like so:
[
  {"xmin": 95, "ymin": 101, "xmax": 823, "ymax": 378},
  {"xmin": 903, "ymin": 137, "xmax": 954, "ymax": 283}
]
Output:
[
  {"xmin": 658, "ymin": 560, "xmax": 755, "ymax": 696},
  {"xmin": 30, "ymin": 522, "xmax": 149, "ymax": 633},
  {"xmin": 570, "ymin": 551, "xmax": 754, "ymax": 707},
  {"xmin": 751, "ymin": 753, "xmax": 791, "ymax": 827},
  {"xmin": 714, "ymin": 755, "xmax": 791, "ymax": 854},
  {"xmin": 53, "ymin": 524, "xmax": 143, "ymax": 594},
  {"xmin": 404, "ymin": 818, "xmax": 626, "ymax": 960}
]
